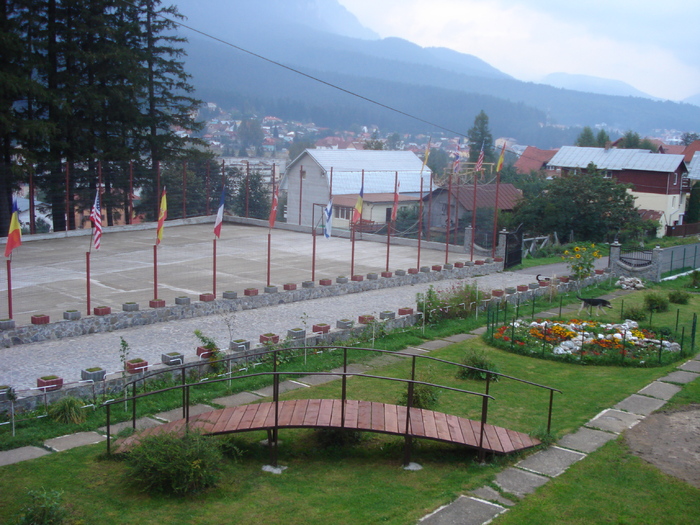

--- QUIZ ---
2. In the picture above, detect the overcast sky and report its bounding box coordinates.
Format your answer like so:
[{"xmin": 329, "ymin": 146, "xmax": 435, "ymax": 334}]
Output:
[{"xmin": 337, "ymin": 0, "xmax": 700, "ymax": 102}]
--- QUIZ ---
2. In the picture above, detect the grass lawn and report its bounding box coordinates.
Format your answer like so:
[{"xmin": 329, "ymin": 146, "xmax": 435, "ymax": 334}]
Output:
[{"xmin": 1, "ymin": 283, "xmax": 698, "ymax": 524}]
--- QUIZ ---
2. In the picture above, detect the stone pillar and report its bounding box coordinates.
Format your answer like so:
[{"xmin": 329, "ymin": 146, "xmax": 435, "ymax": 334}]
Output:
[
  {"xmin": 651, "ymin": 245, "xmax": 663, "ymax": 282},
  {"xmin": 497, "ymin": 229, "xmax": 507, "ymax": 259},
  {"xmin": 463, "ymin": 226, "xmax": 473, "ymax": 254},
  {"xmin": 609, "ymin": 242, "xmax": 621, "ymax": 275}
]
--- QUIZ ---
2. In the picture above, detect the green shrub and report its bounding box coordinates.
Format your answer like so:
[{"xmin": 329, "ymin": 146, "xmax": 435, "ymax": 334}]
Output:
[
  {"xmin": 686, "ymin": 270, "xmax": 700, "ymax": 289},
  {"xmin": 315, "ymin": 428, "xmax": 363, "ymax": 448},
  {"xmin": 15, "ymin": 488, "xmax": 67, "ymax": 525},
  {"xmin": 47, "ymin": 396, "xmax": 86, "ymax": 424},
  {"xmin": 644, "ymin": 292, "xmax": 669, "ymax": 312},
  {"xmin": 623, "ymin": 305, "xmax": 647, "ymax": 322},
  {"xmin": 668, "ymin": 289, "xmax": 690, "ymax": 305},
  {"xmin": 125, "ymin": 431, "xmax": 223, "ymax": 496},
  {"xmin": 456, "ymin": 348, "xmax": 501, "ymax": 381},
  {"xmin": 397, "ymin": 369, "xmax": 440, "ymax": 410}
]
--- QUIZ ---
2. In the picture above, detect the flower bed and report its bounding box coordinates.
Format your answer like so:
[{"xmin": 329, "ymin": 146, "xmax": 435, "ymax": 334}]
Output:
[{"xmin": 488, "ymin": 318, "xmax": 683, "ymax": 367}]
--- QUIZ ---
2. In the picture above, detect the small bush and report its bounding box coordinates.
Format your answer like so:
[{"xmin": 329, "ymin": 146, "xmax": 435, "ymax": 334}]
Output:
[
  {"xmin": 125, "ymin": 431, "xmax": 223, "ymax": 496},
  {"xmin": 668, "ymin": 290, "xmax": 690, "ymax": 305},
  {"xmin": 15, "ymin": 488, "xmax": 67, "ymax": 525},
  {"xmin": 456, "ymin": 348, "xmax": 501, "ymax": 381},
  {"xmin": 218, "ymin": 435, "xmax": 246, "ymax": 461},
  {"xmin": 397, "ymin": 369, "xmax": 440, "ymax": 410},
  {"xmin": 315, "ymin": 428, "xmax": 363, "ymax": 448},
  {"xmin": 644, "ymin": 292, "xmax": 669, "ymax": 313},
  {"xmin": 47, "ymin": 396, "xmax": 86, "ymax": 424},
  {"xmin": 687, "ymin": 270, "xmax": 700, "ymax": 289},
  {"xmin": 623, "ymin": 305, "xmax": 647, "ymax": 322}
]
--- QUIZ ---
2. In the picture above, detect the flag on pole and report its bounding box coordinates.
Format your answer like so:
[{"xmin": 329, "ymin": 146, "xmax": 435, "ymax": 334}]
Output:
[
  {"xmin": 496, "ymin": 142, "xmax": 506, "ymax": 172},
  {"xmin": 391, "ymin": 180, "xmax": 400, "ymax": 222},
  {"xmin": 452, "ymin": 150, "xmax": 461, "ymax": 175},
  {"xmin": 323, "ymin": 198, "xmax": 333, "ymax": 238},
  {"xmin": 420, "ymin": 138, "xmax": 431, "ymax": 175},
  {"xmin": 4, "ymin": 199, "xmax": 21, "ymax": 257},
  {"xmin": 89, "ymin": 187, "xmax": 102, "ymax": 250},
  {"xmin": 475, "ymin": 142, "xmax": 485, "ymax": 172},
  {"xmin": 213, "ymin": 187, "xmax": 225, "ymax": 238},
  {"xmin": 352, "ymin": 184, "xmax": 364, "ymax": 224},
  {"xmin": 268, "ymin": 185, "xmax": 279, "ymax": 229},
  {"xmin": 156, "ymin": 188, "xmax": 167, "ymax": 245}
]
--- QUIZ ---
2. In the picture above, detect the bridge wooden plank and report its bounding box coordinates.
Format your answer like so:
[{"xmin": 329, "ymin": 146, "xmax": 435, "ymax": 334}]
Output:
[
  {"xmin": 263, "ymin": 402, "xmax": 280, "ymax": 427},
  {"xmin": 484, "ymin": 424, "xmax": 504, "ymax": 453},
  {"xmin": 317, "ymin": 399, "xmax": 334, "ymax": 426},
  {"xmin": 357, "ymin": 401, "xmax": 372, "ymax": 430},
  {"xmin": 433, "ymin": 412, "xmax": 452, "ymax": 442},
  {"xmin": 278, "ymin": 400, "xmax": 297, "ymax": 426},
  {"xmin": 305, "ymin": 399, "xmax": 322, "ymax": 426},
  {"xmin": 384, "ymin": 403, "xmax": 399, "ymax": 434},
  {"xmin": 506, "ymin": 429, "xmax": 525, "ymax": 451},
  {"xmin": 371, "ymin": 402, "xmax": 385, "ymax": 431},
  {"xmin": 421, "ymin": 410, "xmax": 439, "ymax": 440},
  {"xmin": 329, "ymin": 399, "xmax": 343, "ymax": 427},
  {"xmin": 291, "ymin": 399, "xmax": 310, "ymax": 426},
  {"xmin": 494, "ymin": 426, "xmax": 516, "ymax": 453},
  {"xmin": 408, "ymin": 408, "xmax": 425, "ymax": 437},
  {"xmin": 518, "ymin": 431, "xmax": 538, "ymax": 449},
  {"xmin": 445, "ymin": 414, "xmax": 465, "ymax": 445},
  {"xmin": 239, "ymin": 404, "xmax": 263, "ymax": 430},
  {"xmin": 211, "ymin": 407, "xmax": 239, "ymax": 434},
  {"xmin": 250, "ymin": 403, "xmax": 272, "ymax": 430},
  {"xmin": 344, "ymin": 400, "xmax": 359, "ymax": 428},
  {"xmin": 396, "ymin": 405, "xmax": 408, "ymax": 434},
  {"xmin": 466, "ymin": 420, "xmax": 487, "ymax": 449}
]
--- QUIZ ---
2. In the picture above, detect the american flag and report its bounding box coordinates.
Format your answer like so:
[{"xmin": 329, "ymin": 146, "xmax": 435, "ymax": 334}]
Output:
[
  {"xmin": 452, "ymin": 150, "xmax": 461, "ymax": 174},
  {"xmin": 475, "ymin": 143, "xmax": 485, "ymax": 172},
  {"xmin": 89, "ymin": 188, "xmax": 102, "ymax": 250}
]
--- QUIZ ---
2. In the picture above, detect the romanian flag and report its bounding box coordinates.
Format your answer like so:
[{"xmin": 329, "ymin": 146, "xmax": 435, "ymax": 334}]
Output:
[
  {"xmin": 352, "ymin": 184, "xmax": 364, "ymax": 224},
  {"xmin": 496, "ymin": 142, "xmax": 506, "ymax": 172},
  {"xmin": 4, "ymin": 200, "xmax": 21, "ymax": 257},
  {"xmin": 156, "ymin": 188, "xmax": 167, "ymax": 245},
  {"xmin": 213, "ymin": 187, "xmax": 225, "ymax": 238},
  {"xmin": 268, "ymin": 185, "xmax": 279, "ymax": 229}
]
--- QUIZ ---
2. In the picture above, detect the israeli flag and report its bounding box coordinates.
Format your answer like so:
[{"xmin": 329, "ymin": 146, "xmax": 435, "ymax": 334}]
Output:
[{"xmin": 323, "ymin": 198, "xmax": 333, "ymax": 239}]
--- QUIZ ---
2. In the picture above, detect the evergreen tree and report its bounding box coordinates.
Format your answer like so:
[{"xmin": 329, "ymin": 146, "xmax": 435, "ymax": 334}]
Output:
[
  {"xmin": 575, "ymin": 126, "xmax": 596, "ymax": 147},
  {"xmin": 232, "ymin": 171, "xmax": 270, "ymax": 220},
  {"xmin": 467, "ymin": 110, "xmax": 494, "ymax": 164},
  {"xmin": 595, "ymin": 129, "xmax": 610, "ymax": 147},
  {"xmin": 685, "ymin": 185, "xmax": 700, "ymax": 224}
]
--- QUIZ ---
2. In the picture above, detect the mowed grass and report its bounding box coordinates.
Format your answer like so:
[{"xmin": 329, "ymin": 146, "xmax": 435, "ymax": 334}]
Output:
[{"xmin": 1, "ymin": 284, "xmax": 698, "ymax": 524}]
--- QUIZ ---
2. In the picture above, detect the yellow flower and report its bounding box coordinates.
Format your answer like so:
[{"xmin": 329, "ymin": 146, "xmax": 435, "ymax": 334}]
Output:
[
  {"xmin": 591, "ymin": 244, "xmax": 596, "ymax": 248},
  {"xmin": 574, "ymin": 247, "xmax": 580, "ymax": 252},
  {"xmin": 563, "ymin": 250, "xmax": 569, "ymax": 255},
  {"xmin": 576, "ymin": 254, "xmax": 581, "ymax": 258}
]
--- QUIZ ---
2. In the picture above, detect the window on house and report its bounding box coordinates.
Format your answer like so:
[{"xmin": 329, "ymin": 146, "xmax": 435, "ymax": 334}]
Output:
[
  {"xmin": 603, "ymin": 171, "xmax": 612, "ymax": 179},
  {"xmin": 673, "ymin": 172, "xmax": 678, "ymax": 185},
  {"xmin": 334, "ymin": 206, "xmax": 352, "ymax": 220}
]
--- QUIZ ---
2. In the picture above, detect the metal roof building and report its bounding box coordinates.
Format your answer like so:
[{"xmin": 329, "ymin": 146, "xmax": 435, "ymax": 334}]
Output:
[{"xmin": 548, "ymin": 146, "xmax": 685, "ymax": 173}]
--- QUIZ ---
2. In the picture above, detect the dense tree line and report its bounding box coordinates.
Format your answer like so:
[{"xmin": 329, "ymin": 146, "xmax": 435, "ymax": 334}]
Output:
[{"xmin": 1, "ymin": 0, "xmax": 204, "ymax": 234}]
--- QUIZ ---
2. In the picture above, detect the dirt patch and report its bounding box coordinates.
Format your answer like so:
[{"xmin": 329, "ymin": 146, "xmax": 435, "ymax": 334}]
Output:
[{"xmin": 624, "ymin": 404, "xmax": 700, "ymax": 488}]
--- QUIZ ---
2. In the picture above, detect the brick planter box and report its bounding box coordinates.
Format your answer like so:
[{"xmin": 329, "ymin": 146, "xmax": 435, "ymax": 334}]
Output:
[
  {"xmin": 125, "ymin": 359, "xmax": 148, "ymax": 374},
  {"xmin": 595, "ymin": 269, "xmax": 605, "ymax": 275},
  {"xmin": 516, "ymin": 285, "xmax": 529, "ymax": 292},
  {"xmin": 244, "ymin": 288, "xmax": 259, "ymax": 296},
  {"xmin": 474, "ymin": 260, "xmax": 484, "ymax": 266},
  {"xmin": 259, "ymin": 333, "xmax": 280, "ymax": 344},
  {"xmin": 559, "ymin": 276, "xmax": 570, "ymax": 283},
  {"xmin": 539, "ymin": 281, "xmax": 550, "ymax": 287},
  {"xmin": 31, "ymin": 314, "xmax": 50, "ymax": 325},
  {"xmin": 222, "ymin": 291, "xmax": 237, "ymax": 299},
  {"xmin": 37, "ymin": 376, "xmax": 63, "ymax": 391},
  {"xmin": 358, "ymin": 314, "xmax": 375, "ymax": 324},
  {"xmin": 351, "ymin": 275, "xmax": 364, "ymax": 282},
  {"xmin": 283, "ymin": 283, "xmax": 297, "ymax": 291},
  {"xmin": 93, "ymin": 306, "xmax": 111, "ymax": 316},
  {"xmin": 494, "ymin": 257, "xmax": 504, "ymax": 262},
  {"xmin": 381, "ymin": 271, "xmax": 393, "ymax": 278},
  {"xmin": 492, "ymin": 290, "xmax": 505, "ymax": 297},
  {"xmin": 149, "ymin": 299, "xmax": 165, "ymax": 308},
  {"xmin": 408, "ymin": 268, "xmax": 419, "ymax": 274},
  {"xmin": 398, "ymin": 307, "xmax": 414, "ymax": 316},
  {"xmin": 312, "ymin": 323, "xmax": 330, "ymax": 334},
  {"xmin": 199, "ymin": 293, "xmax": 216, "ymax": 302},
  {"xmin": 431, "ymin": 265, "xmax": 442, "ymax": 271},
  {"xmin": 319, "ymin": 279, "xmax": 332, "ymax": 286},
  {"xmin": 197, "ymin": 346, "xmax": 216, "ymax": 358}
]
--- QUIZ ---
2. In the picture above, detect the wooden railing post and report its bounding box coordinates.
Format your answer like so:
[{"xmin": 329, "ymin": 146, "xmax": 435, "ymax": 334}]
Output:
[
  {"xmin": 341, "ymin": 348, "xmax": 347, "ymax": 428},
  {"xmin": 131, "ymin": 383, "xmax": 137, "ymax": 429},
  {"xmin": 272, "ymin": 350, "xmax": 279, "ymax": 467},
  {"xmin": 106, "ymin": 403, "xmax": 111, "ymax": 455}
]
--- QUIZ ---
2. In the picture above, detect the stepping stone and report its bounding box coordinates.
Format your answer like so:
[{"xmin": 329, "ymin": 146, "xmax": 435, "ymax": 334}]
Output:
[
  {"xmin": 638, "ymin": 381, "xmax": 682, "ymax": 401},
  {"xmin": 0, "ymin": 446, "xmax": 51, "ymax": 466},
  {"xmin": 252, "ymin": 381, "xmax": 306, "ymax": 398},
  {"xmin": 586, "ymin": 409, "xmax": 642, "ymax": 434},
  {"xmin": 557, "ymin": 427, "xmax": 617, "ymax": 453},
  {"xmin": 419, "ymin": 495, "xmax": 506, "ymax": 525},
  {"xmin": 679, "ymin": 360, "xmax": 700, "ymax": 373},
  {"xmin": 443, "ymin": 334, "xmax": 477, "ymax": 343},
  {"xmin": 99, "ymin": 416, "xmax": 163, "ymax": 434},
  {"xmin": 470, "ymin": 486, "xmax": 516, "ymax": 507},
  {"xmin": 330, "ymin": 364, "xmax": 370, "ymax": 375},
  {"xmin": 296, "ymin": 373, "xmax": 341, "ymax": 386},
  {"xmin": 45, "ymin": 431, "xmax": 106, "ymax": 452},
  {"xmin": 470, "ymin": 326, "xmax": 488, "ymax": 335},
  {"xmin": 417, "ymin": 340, "xmax": 452, "ymax": 350},
  {"xmin": 213, "ymin": 391, "xmax": 264, "ymax": 407},
  {"xmin": 494, "ymin": 467, "xmax": 549, "ymax": 498},
  {"xmin": 516, "ymin": 446, "xmax": 586, "ymax": 477},
  {"xmin": 155, "ymin": 404, "xmax": 214, "ymax": 422},
  {"xmin": 614, "ymin": 394, "xmax": 667, "ymax": 416},
  {"xmin": 658, "ymin": 370, "xmax": 699, "ymax": 384},
  {"xmin": 396, "ymin": 347, "xmax": 430, "ymax": 356}
]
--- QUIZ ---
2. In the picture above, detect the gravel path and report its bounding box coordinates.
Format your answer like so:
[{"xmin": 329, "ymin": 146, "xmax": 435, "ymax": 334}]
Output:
[{"xmin": 0, "ymin": 270, "xmax": 543, "ymax": 392}]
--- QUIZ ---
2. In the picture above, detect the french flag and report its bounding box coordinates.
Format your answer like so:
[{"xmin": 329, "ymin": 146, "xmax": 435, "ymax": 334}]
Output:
[{"xmin": 213, "ymin": 187, "xmax": 225, "ymax": 238}]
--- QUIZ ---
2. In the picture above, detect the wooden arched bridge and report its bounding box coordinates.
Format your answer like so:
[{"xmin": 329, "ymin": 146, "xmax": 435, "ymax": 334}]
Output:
[{"xmin": 106, "ymin": 346, "xmax": 560, "ymax": 465}]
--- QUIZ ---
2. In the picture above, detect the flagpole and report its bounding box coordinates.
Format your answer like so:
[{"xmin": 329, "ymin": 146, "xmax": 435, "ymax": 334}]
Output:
[
  {"xmin": 417, "ymin": 178, "xmax": 423, "ymax": 269},
  {"xmin": 153, "ymin": 244, "xmax": 158, "ymax": 301},
  {"xmin": 312, "ymin": 206, "xmax": 317, "ymax": 282},
  {"xmin": 213, "ymin": 238, "xmax": 217, "ymax": 296},
  {"xmin": 387, "ymin": 171, "xmax": 398, "ymax": 272},
  {"xmin": 6, "ymin": 259, "xmax": 12, "ymax": 319},
  {"xmin": 86, "ymin": 251, "xmax": 91, "ymax": 315},
  {"xmin": 471, "ymin": 168, "xmax": 478, "ymax": 261},
  {"xmin": 445, "ymin": 171, "xmax": 452, "ymax": 264},
  {"xmin": 492, "ymin": 170, "xmax": 501, "ymax": 258}
]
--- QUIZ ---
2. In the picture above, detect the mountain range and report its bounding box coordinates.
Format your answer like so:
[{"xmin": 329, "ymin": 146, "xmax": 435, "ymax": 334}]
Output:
[{"xmin": 173, "ymin": 0, "xmax": 700, "ymax": 147}]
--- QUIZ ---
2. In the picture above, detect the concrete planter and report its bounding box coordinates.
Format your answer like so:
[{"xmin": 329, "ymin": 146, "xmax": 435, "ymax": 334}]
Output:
[
  {"xmin": 81, "ymin": 368, "xmax": 106, "ymax": 382},
  {"xmin": 420, "ymin": 266, "xmax": 431, "ymax": 273},
  {"xmin": 244, "ymin": 288, "xmax": 259, "ymax": 296},
  {"xmin": 367, "ymin": 272, "xmax": 379, "ymax": 280},
  {"xmin": 264, "ymin": 286, "xmax": 278, "ymax": 294},
  {"xmin": 199, "ymin": 293, "xmax": 216, "ymax": 302},
  {"xmin": 175, "ymin": 296, "xmax": 191, "ymax": 306},
  {"xmin": 528, "ymin": 283, "xmax": 539, "ymax": 290},
  {"xmin": 283, "ymin": 283, "xmax": 297, "ymax": 291},
  {"xmin": 505, "ymin": 287, "xmax": 517, "ymax": 295},
  {"xmin": 222, "ymin": 291, "xmax": 238, "ymax": 299},
  {"xmin": 122, "ymin": 302, "xmax": 139, "ymax": 312},
  {"xmin": 37, "ymin": 376, "xmax": 63, "ymax": 391},
  {"xmin": 395, "ymin": 269, "xmax": 406, "ymax": 276},
  {"xmin": 230, "ymin": 339, "xmax": 250, "ymax": 352},
  {"xmin": 465, "ymin": 261, "xmax": 475, "ymax": 267},
  {"xmin": 149, "ymin": 299, "xmax": 165, "ymax": 308},
  {"xmin": 63, "ymin": 310, "xmax": 81, "ymax": 321},
  {"xmin": 161, "ymin": 352, "xmax": 184, "ymax": 366},
  {"xmin": 287, "ymin": 328, "xmax": 306, "ymax": 340},
  {"xmin": 379, "ymin": 310, "xmax": 395, "ymax": 320},
  {"xmin": 31, "ymin": 314, "xmax": 50, "ymax": 325},
  {"xmin": 302, "ymin": 281, "xmax": 315, "ymax": 288},
  {"xmin": 443, "ymin": 263, "xmax": 454, "ymax": 270},
  {"xmin": 94, "ymin": 306, "xmax": 111, "ymax": 316},
  {"xmin": 0, "ymin": 319, "xmax": 16, "ymax": 330},
  {"xmin": 336, "ymin": 277, "xmax": 349, "ymax": 284},
  {"xmin": 336, "ymin": 319, "xmax": 354, "ymax": 329}
]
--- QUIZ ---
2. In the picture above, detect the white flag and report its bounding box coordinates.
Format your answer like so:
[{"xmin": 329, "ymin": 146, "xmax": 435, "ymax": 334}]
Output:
[{"xmin": 323, "ymin": 198, "xmax": 333, "ymax": 238}]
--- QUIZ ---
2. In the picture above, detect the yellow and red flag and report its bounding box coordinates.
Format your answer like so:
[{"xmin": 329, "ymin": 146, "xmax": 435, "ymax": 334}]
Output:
[
  {"xmin": 496, "ymin": 142, "xmax": 507, "ymax": 172},
  {"xmin": 156, "ymin": 188, "xmax": 167, "ymax": 245},
  {"xmin": 352, "ymin": 184, "xmax": 364, "ymax": 224},
  {"xmin": 4, "ymin": 200, "xmax": 21, "ymax": 257}
]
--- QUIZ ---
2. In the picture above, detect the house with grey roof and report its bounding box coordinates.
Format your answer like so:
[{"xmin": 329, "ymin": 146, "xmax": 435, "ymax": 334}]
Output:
[
  {"xmin": 547, "ymin": 146, "xmax": 689, "ymax": 235},
  {"xmin": 281, "ymin": 149, "xmax": 432, "ymax": 228}
]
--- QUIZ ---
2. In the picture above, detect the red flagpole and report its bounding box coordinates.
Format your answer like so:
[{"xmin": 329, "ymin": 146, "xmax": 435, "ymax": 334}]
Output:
[
  {"xmin": 86, "ymin": 252, "xmax": 91, "ymax": 314},
  {"xmin": 492, "ymin": 169, "xmax": 501, "ymax": 258},
  {"xmin": 128, "ymin": 161, "xmax": 134, "ymax": 224},
  {"xmin": 213, "ymin": 238, "xmax": 217, "ymax": 296},
  {"xmin": 29, "ymin": 168, "xmax": 36, "ymax": 234},
  {"xmin": 153, "ymin": 245, "xmax": 158, "ymax": 300},
  {"xmin": 417, "ymin": 178, "xmax": 423, "ymax": 269},
  {"xmin": 266, "ymin": 232, "xmax": 272, "ymax": 287},
  {"xmin": 445, "ymin": 172, "xmax": 452, "ymax": 264},
  {"xmin": 312, "ymin": 206, "xmax": 317, "ymax": 281},
  {"xmin": 427, "ymin": 173, "xmax": 433, "ymax": 241},
  {"xmin": 386, "ymin": 171, "xmax": 397, "ymax": 272},
  {"xmin": 6, "ymin": 259, "xmax": 12, "ymax": 319},
  {"xmin": 471, "ymin": 169, "xmax": 478, "ymax": 260}
]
